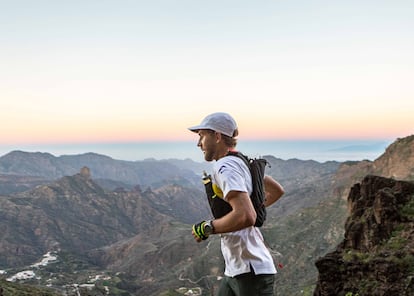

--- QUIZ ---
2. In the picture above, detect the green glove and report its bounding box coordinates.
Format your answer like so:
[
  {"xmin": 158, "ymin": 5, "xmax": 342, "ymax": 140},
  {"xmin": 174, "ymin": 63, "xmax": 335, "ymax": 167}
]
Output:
[{"xmin": 192, "ymin": 221, "xmax": 208, "ymax": 240}]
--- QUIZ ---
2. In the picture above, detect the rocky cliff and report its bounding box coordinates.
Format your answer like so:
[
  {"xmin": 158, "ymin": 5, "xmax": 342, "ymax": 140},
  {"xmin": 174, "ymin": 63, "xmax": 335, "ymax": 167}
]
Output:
[
  {"xmin": 314, "ymin": 175, "xmax": 414, "ymax": 296},
  {"xmin": 374, "ymin": 135, "xmax": 414, "ymax": 180}
]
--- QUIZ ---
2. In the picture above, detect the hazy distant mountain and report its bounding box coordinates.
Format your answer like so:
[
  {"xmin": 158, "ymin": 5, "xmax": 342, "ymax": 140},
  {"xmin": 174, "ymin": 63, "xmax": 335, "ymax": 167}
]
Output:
[
  {"xmin": 0, "ymin": 151, "xmax": 210, "ymax": 190},
  {"xmin": 263, "ymin": 156, "xmax": 340, "ymax": 218},
  {"xmin": 328, "ymin": 142, "xmax": 387, "ymax": 152},
  {"xmin": 0, "ymin": 174, "xmax": 49, "ymax": 194}
]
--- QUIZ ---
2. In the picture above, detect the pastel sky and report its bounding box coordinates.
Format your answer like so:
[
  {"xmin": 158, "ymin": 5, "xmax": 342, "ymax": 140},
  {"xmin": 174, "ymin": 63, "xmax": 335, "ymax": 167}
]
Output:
[{"xmin": 1, "ymin": 0, "xmax": 413, "ymax": 145}]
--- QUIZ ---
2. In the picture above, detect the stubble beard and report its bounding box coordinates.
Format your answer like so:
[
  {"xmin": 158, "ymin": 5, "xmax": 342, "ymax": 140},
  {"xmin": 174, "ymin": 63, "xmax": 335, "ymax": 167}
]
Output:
[
  {"xmin": 203, "ymin": 149, "xmax": 215, "ymax": 162},
  {"xmin": 204, "ymin": 152, "xmax": 214, "ymax": 162}
]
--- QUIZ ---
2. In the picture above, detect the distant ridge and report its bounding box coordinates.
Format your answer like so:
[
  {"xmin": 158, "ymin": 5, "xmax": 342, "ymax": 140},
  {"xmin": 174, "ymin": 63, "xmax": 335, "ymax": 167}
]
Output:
[
  {"xmin": 328, "ymin": 142, "xmax": 387, "ymax": 152},
  {"xmin": 0, "ymin": 150, "xmax": 209, "ymax": 189},
  {"xmin": 0, "ymin": 139, "xmax": 392, "ymax": 162}
]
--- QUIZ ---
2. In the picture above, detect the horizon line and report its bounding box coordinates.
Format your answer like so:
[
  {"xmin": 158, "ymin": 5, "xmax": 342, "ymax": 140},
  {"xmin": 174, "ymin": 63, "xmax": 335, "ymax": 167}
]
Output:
[{"xmin": 0, "ymin": 136, "xmax": 399, "ymax": 146}]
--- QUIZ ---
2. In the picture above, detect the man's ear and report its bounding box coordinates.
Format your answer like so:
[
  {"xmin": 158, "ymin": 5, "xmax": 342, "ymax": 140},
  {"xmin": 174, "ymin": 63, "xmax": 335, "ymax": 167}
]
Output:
[{"xmin": 214, "ymin": 132, "xmax": 222, "ymax": 143}]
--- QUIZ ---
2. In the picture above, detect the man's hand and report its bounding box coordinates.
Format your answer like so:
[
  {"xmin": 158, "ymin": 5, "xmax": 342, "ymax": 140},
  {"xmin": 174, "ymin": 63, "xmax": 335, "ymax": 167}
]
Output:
[{"xmin": 192, "ymin": 221, "xmax": 208, "ymax": 242}]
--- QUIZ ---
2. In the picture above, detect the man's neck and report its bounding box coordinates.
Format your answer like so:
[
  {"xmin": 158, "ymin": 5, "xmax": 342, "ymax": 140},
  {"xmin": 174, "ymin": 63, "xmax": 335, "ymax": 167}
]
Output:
[{"xmin": 215, "ymin": 146, "xmax": 237, "ymax": 160}]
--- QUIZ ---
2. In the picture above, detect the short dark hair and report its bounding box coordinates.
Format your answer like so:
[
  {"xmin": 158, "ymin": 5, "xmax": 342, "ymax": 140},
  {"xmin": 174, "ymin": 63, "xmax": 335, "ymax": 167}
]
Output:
[
  {"xmin": 222, "ymin": 132, "xmax": 238, "ymax": 148},
  {"xmin": 206, "ymin": 129, "xmax": 238, "ymax": 147}
]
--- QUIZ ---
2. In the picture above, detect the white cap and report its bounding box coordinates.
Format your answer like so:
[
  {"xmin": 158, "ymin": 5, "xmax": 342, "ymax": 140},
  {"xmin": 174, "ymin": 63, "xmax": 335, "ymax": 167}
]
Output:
[{"xmin": 188, "ymin": 112, "xmax": 238, "ymax": 137}]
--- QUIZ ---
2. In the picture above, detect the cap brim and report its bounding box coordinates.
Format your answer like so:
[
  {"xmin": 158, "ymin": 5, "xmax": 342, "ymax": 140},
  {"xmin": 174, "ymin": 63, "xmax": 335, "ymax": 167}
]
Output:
[{"xmin": 188, "ymin": 125, "xmax": 205, "ymax": 133}]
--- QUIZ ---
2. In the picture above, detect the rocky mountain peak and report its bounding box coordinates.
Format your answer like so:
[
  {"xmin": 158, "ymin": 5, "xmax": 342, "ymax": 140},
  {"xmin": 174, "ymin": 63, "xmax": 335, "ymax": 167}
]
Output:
[
  {"xmin": 373, "ymin": 135, "xmax": 414, "ymax": 180},
  {"xmin": 332, "ymin": 135, "xmax": 414, "ymax": 202}
]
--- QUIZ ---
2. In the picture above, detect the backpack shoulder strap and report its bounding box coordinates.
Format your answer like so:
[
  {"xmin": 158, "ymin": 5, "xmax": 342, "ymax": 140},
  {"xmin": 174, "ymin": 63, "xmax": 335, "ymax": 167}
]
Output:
[{"xmin": 226, "ymin": 150, "xmax": 249, "ymax": 166}]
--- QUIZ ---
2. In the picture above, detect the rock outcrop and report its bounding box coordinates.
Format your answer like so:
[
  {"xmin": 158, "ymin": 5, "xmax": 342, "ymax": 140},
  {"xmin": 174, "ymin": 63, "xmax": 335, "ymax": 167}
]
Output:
[{"xmin": 314, "ymin": 175, "xmax": 414, "ymax": 296}]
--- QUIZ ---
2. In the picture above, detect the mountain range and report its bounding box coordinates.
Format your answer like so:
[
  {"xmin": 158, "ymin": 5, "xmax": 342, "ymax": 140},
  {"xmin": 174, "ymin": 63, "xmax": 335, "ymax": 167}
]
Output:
[{"xmin": 0, "ymin": 135, "xmax": 413, "ymax": 295}]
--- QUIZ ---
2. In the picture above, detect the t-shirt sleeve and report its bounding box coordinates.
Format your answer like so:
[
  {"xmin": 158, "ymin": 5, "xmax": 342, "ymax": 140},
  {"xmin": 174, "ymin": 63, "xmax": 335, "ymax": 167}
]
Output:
[{"xmin": 213, "ymin": 157, "xmax": 251, "ymax": 201}]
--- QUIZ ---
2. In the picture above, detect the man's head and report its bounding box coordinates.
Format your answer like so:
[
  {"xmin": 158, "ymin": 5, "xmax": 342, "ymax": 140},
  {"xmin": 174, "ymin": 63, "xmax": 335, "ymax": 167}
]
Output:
[{"xmin": 188, "ymin": 112, "xmax": 239, "ymax": 161}]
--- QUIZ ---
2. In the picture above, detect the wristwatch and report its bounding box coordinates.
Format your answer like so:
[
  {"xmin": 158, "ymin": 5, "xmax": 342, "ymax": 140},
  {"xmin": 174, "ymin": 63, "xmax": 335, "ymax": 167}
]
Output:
[{"xmin": 204, "ymin": 220, "xmax": 214, "ymax": 236}]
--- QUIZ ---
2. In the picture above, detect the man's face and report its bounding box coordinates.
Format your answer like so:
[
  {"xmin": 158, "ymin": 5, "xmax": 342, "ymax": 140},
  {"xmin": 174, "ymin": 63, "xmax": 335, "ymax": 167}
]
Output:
[{"xmin": 197, "ymin": 130, "xmax": 217, "ymax": 161}]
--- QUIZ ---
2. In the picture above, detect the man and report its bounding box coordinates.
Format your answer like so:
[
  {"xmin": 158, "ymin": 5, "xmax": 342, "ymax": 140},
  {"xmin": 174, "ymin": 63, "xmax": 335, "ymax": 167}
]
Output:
[{"xmin": 188, "ymin": 112, "xmax": 285, "ymax": 296}]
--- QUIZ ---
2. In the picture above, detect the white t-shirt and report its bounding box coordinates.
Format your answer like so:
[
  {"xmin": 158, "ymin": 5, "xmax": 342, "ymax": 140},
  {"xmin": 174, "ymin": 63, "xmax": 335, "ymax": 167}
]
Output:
[{"xmin": 212, "ymin": 155, "xmax": 277, "ymax": 277}]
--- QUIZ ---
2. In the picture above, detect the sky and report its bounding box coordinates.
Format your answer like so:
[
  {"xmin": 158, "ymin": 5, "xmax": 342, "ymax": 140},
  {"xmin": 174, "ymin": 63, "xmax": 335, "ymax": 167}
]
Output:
[{"xmin": 1, "ymin": 0, "xmax": 413, "ymax": 147}]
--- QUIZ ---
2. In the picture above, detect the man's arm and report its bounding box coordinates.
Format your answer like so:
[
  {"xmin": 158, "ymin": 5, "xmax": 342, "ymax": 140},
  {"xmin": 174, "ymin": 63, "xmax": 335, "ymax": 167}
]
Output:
[
  {"xmin": 263, "ymin": 175, "xmax": 285, "ymax": 207},
  {"xmin": 211, "ymin": 190, "xmax": 256, "ymax": 234}
]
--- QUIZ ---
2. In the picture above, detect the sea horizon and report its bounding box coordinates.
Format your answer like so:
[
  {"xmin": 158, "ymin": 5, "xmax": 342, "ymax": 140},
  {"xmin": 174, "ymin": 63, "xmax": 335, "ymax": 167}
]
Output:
[{"xmin": 0, "ymin": 139, "xmax": 393, "ymax": 163}]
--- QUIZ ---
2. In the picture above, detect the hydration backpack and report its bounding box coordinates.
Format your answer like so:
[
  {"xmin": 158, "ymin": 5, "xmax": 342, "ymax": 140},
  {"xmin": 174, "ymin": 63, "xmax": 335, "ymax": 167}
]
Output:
[{"xmin": 202, "ymin": 151, "xmax": 268, "ymax": 227}]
